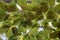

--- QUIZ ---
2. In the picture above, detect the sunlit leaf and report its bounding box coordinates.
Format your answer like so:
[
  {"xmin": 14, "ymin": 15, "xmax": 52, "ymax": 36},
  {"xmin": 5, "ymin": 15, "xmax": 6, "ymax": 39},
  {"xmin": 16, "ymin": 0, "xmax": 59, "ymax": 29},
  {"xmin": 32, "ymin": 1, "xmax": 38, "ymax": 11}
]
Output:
[
  {"xmin": 0, "ymin": 0, "xmax": 59, "ymax": 40},
  {"xmin": 18, "ymin": 25, "xmax": 27, "ymax": 33},
  {"xmin": 28, "ymin": 27, "xmax": 38, "ymax": 36},
  {"xmin": 17, "ymin": 0, "xmax": 27, "ymax": 6},
  {"xmin": 6, "ymin": 28, "xmax": 13, "ymax": 38}
]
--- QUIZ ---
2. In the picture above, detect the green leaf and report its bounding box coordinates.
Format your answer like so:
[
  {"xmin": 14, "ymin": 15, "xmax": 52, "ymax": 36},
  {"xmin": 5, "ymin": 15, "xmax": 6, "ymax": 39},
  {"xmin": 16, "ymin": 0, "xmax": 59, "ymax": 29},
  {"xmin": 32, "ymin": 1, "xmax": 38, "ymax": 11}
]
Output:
[
  {"xmin": 46, "ymin": 9, "xmax": 57, "ymax": 21},
  {"xmin": 54, "ymin": 4, "xmax": 60, "ymax": 14},
  {"xmin": 0, "ymin": 2, "xmax": 7, "ymax": 21},
  {"xmin": 21, "ymin": 3, "xmax": 35, "ymax": 11},
  {"xmin": 40, "ymin": 2, "xmax": 48, "ymax": 12},
  {"xmin": 24, "ymin": 11, "xmax": 35, "ymax": 20},
  {"xmin": 29, "ymin": 36, "xmax": 35, "ymax": 40},
  {"xmin": 8, "ymin": 12, "xmax": 20, "ymax": 21},
  {"xmin": 24, "ymin": 34, "xmax": 35, "ymax": 40},
  {"xmin": 32, "ymin": 0, "xmax": 45, "ymax": 6},
  {"xmin": 57, "ymin": 0, "xmax": 60, "ymax": 3},
  {"xmin": 5, "ymin": 4, "xmax": 17, "ymax": 12},
  {"xmin": 0, "ymin": 0, "xmax": 59, "ymax": 40},
  {"xmin": 36, "ymin": 29, "xmax": 51, "ymax": 40},
  {"xmin": 50, "ymin": 31, "xmax": 60, "ymax": 39},
  {"xmin": 4, "ymin": 0, "xmax": 17, "ymax": 12},
  {"xmin": 0, "ymin": 2, "xmax": 6, "ymax": 11},
  {"xmin": 52, "ymin": 21, "xmax": 60, "ymax": 28},
  {"xmin": 23, "ymin": 35, "xmax": 29, "ymax": 40},
  {"xmin": 18, "ymin": 25, "xmax": 27, "ymax": 33},
  {"xmin": 28, "ymin": 27, "xmax": 38, "ymax": 36},
  {"xmin": 6, "ymin": 28, "xmax": 13, "ymax": 38},
  {"xmin": 9, "ymin": 36, "xmax": 17, "ymax": 40},
  {"xmin": 17, "ymin": 0, "xmax": 27, "ymax": 6},
  {"xmin": 0, "ymin": 27, "xmax": 6, "ymax": 33},
  {"xmin": 46, "ymin": 0, "xmax": 55, "ymax": 7},
  {"xmin": 43, "ymin": 21, "xmax": 50, "ymax": 29},
  {"xmin": 0, "ymin": 13, "xmax": 6, "ymax": 21},
  {"xmin": 20, "ymin": 19, "xmax": 32, "ymax": 27},
  {"xmin": 3, "ymin": 20, "xmax": 13, "ymax": 26}
]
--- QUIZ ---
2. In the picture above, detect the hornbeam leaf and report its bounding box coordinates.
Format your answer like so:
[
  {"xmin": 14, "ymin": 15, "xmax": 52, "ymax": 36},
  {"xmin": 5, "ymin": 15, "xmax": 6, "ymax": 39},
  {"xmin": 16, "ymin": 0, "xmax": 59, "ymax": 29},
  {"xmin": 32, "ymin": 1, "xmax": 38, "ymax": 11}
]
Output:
[
  {"xmin": 36, "ymin": 29, "xmax": 51, "ymax": 40},
  {"xmin": 0, "ymin": 2, "xmax": 7, "ymax": 11},
  {"xmin": 20, "ymin": 19, "xmax": 32, "ymax": 27},
  {"xmin": 0, "ymin": 13, "xmax": 6, "ymax": 21},
  {"xmin": 3, "ymin": 20, "xmax": 13, "ymax": 26},
  {"xmin": 29, "ymin": 36, "xmax": 35, "ymax": 40},
  {"xmin": 0, "ymin": 0, "xmax": 59, "ymax": 40},
  {"xmin": 45, "ymin": 0, "xmax": 55, "ymax": 7},
  {"xmin": 40, "ymin": 2, "xmax": 48, "ymax": 12},
  {"xmin": 24, "ymin": 11, "xmax": 35, "ymax": 20},
  {"xmin": 52, "ymin": 21, "xmax": 60, "ymax": 28},
  {"xmin": 4, "ymin": 14, "xmax": 9, "ymax": 20},
  {"xmin": 23, "ymin": 35, "xmax": 29, "ymax": 40},
  {"xmin": 0, "ymin": 27, "xmax": 6, "ymax": 33},
  {"xmin": 19, "ymin": 35, "xmax": 24, "ymax": 40},
  {"xmin": 18, "ymin": 25, "xmax": 27, "ymax": 33},
  {"xmin": 9, "ymin": 36, "xmax": 17, "ymax": 40},
  {"xmin": 5, "ymin": 4, "xmax": 17, "ymax": 12},
  {"xmin": 17, "ymin": 0, "xmax": 27, "ymax": 6},
  {"xmin": 43, "ymin": 21, "xmax": 50, "ymax": 29},
  {"xmin": 0, "ymin": 2, "xmax": 7, "ymax": 21},
  {"xmin": 32, "ymin": 0, "xmax": 44, "ymax": 6},
  {"xmin": 57, "ymin": 0, "xmax": 60, "ymax": 3},
  {"xmin": 28, "ymin": 27, "xmax": 38, "ymax": 36},
  {"xmin": 54, "ymin": 4, "xmax": 60, "ymax": 14},
  {"xmin": 24, "ymin": 34, "xmax": 35, "ymax": 40},
  {"xmin": 4, "ymin": 0, "xmax": 17, "ymax": 12},
  {"xmin": 50, "ymin": 31, "xmax": 60, "ymax": 39},
  {"xmin": 21, "ymin": 4, "xmax": 34, "ymax": 11},
  {"xmin": 6, "ymin": 29, "xmax": 13, "ymax": 38},
  {"xmin": 46, "ymin": 9, "xmax": 57, "ymax": 21},
  {"xmin": 8, "ymin": 12, "xmax": 20, "ymax": 21}
]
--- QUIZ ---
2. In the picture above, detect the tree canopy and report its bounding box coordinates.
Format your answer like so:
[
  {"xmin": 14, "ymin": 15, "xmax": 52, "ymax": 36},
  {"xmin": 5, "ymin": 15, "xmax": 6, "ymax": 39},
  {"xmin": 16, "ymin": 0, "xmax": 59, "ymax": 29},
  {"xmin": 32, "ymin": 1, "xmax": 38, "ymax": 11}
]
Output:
[{"xmin": 0, "ymin": 0, "xmax": 60, "ymax": 40}]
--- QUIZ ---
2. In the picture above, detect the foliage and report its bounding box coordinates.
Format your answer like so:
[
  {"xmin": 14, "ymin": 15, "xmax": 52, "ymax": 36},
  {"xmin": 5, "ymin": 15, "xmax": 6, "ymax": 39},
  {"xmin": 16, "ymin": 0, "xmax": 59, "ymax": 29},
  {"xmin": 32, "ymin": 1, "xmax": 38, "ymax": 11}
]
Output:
[{"xmin": 0, "ymin": 0, "xmax": 60, "ymax": 40}]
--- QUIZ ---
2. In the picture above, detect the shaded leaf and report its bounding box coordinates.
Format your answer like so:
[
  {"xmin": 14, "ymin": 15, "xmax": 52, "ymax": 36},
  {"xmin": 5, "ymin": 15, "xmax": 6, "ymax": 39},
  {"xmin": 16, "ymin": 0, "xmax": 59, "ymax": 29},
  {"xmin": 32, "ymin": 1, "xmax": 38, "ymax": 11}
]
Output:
[
  {"xmin": 54, "ymin": 4, "xmax": 60, "ymax": 14},
  {"xmin": 57, "ymin": 0, "xmax": 60, "ymax": 3}
]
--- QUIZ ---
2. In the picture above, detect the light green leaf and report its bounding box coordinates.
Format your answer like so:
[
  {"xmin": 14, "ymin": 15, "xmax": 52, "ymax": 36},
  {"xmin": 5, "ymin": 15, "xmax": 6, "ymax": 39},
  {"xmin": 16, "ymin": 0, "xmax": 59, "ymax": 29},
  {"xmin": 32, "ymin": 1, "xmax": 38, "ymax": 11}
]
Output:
[
  {"xmin": 18, "ymin": 25, "xmax": 27, "ymax": 33},
  {"xmin": 6, "ymin": 28, "xmax": 13, "ymax": 38},
  {"xmin": 28, "ymin": 27, "xmax": 38, "ymax": 36},
  {"xmin": 17, "ymin": 0, "xmax": 27, "ymax": 6}
]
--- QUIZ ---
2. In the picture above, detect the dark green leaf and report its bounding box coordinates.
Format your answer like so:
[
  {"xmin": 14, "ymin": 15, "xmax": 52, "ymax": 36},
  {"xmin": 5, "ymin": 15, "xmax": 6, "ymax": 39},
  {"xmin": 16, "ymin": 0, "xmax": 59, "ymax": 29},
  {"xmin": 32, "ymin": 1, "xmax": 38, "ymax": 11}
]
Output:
[{"xmin": 54, "ymin": 4, "xmax": 60, "ymax": 14}]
